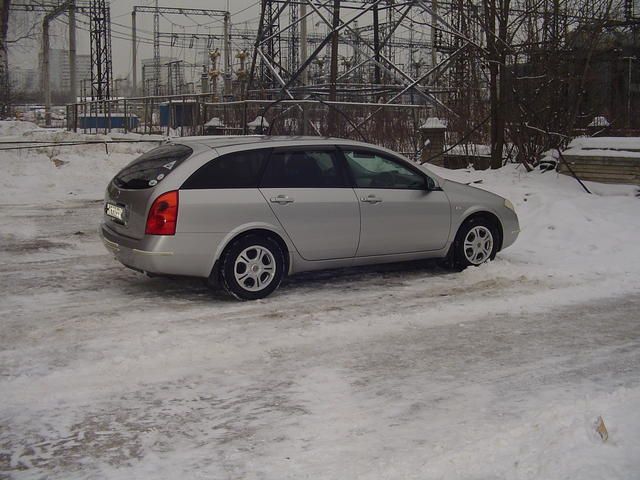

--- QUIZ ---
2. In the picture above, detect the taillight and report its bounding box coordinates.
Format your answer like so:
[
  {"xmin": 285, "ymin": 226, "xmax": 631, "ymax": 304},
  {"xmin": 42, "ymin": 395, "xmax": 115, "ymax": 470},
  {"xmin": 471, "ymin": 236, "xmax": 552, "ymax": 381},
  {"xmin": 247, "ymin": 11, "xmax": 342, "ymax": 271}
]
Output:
[{"xmin": 145, "ymin": 190, "xmax": 179, "ymax": 235}]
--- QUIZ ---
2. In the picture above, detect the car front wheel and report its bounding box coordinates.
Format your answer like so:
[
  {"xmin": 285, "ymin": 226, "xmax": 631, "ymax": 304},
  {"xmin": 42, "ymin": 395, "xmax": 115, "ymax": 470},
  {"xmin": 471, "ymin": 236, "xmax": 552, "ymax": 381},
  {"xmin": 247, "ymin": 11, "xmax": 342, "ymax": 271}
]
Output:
[
  {"xmin": 450, "ymin": 217, "xmax": 499, "ymax": 269},
  {"xmin": 220, "ymin": 234, "xmax": 285, "ymax": 300}
]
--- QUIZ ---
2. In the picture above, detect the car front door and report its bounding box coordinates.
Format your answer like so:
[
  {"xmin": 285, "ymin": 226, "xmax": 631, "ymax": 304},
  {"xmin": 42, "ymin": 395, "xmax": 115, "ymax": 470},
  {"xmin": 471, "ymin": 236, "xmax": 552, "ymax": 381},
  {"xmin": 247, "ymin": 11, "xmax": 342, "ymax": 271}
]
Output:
[
  {"xmin": 259, "ymin": 147, "xmax": 360, "ymax": 261},
  {"xmin": 341, "ymin": 148, "xmax": 451, "ymax": 257}
]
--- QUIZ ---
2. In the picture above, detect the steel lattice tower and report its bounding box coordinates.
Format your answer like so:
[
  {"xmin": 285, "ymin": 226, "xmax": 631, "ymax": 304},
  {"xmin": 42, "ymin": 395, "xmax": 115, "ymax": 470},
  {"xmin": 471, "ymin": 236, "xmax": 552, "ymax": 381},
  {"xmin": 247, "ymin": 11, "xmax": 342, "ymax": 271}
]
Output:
[
  {"xmin": 89, "ymin": 0, "xmax": 113, "ymax": 100},
  {"xmin": 261, "ymin": 0, "xmax": 282, "ymax": 88},
  {"xmin": 153, "ymin": 0, "xmax": 160, "ymax": 95},
  {"xmin": 288, "ymin": 3, "xmax": 299, "ymax": 75}
]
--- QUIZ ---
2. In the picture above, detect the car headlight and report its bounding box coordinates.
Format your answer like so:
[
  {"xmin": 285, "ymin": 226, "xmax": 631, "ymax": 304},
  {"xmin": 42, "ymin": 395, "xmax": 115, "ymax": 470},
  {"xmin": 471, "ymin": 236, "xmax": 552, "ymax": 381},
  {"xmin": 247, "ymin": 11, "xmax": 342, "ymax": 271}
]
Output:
[{"xmin": 504, "ymin": 199, "xmax": 516, "ymax": 212}]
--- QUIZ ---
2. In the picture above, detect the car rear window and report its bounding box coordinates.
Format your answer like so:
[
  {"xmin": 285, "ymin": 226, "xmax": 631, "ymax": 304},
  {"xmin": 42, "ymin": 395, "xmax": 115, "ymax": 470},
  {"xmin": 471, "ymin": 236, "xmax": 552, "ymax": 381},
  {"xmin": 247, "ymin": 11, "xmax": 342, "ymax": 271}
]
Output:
[
  {"xmin": 113, "ymin": 144, "xmax": 192, "ymax": 189},
  {"xmin": 181, "ymin": 149, "xmax": 270, "ymax": 189}
]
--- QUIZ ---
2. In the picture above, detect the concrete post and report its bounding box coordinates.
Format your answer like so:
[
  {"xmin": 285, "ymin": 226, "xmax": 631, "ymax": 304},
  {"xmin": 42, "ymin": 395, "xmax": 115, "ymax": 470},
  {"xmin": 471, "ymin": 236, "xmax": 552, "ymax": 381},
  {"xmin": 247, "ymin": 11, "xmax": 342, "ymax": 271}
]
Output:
[
  {"xmin": 68, "ymin": 0, "xmax": 77, "ymax": 103},
  {"xmin": 419, "ymin": 117, "xmax": 447, "ymax": 166},
  {"xmin": 300, "ymin": 2, "xmax": 308, "ymax": 86},
  {"xmin": 42, "ymin": 19, "xmax": 51, "ymax": 127},
  {"xmin": 132, "ymin": 10, "xmax": 137, "ymax": 95},
  {"xmin": 223, "ymin": 11, "xmax": 232, "ymax": 97}
]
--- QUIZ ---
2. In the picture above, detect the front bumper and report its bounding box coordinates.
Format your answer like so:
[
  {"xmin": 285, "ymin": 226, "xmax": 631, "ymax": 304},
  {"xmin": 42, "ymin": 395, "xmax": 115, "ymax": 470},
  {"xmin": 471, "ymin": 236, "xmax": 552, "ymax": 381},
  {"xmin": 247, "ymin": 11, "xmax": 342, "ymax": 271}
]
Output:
[{"xmin": 500, "ymin": 208, "xmax": 520, "ymax": 250}]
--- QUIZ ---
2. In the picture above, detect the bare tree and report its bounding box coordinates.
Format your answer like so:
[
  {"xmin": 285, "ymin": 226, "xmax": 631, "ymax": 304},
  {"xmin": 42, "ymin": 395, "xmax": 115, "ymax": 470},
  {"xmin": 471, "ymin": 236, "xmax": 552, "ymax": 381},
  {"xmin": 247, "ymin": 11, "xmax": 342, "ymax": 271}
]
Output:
[
  {"xmin": 440, "ymin": 0, "xmax": 623, "ymax": 168},
  {"xmin": 481, "ymin": 0, "xmax": 512, "ymax": 168},
  {"xmin": 505, "ymin": 0, "xmax": 618, "ymax": 168},
  {"xmin": 1, "ymin": 0, "xmax": 11, "ymax": 117}
]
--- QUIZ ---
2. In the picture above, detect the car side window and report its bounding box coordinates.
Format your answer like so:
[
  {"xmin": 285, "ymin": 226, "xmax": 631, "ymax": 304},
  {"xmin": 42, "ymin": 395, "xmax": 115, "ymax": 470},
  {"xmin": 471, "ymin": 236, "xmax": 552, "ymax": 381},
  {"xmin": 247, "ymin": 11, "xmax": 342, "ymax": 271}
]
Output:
[
  {"xmin": 181, "ymin": 149, "xmax": 270, "ymax": 189},
  {"xmin": 260, "ymin": 149, "xmax": 349, "ymax": 188},
  {"xmin": 343, "ymin": 150, "xmax": 427, "ymax": 189}
]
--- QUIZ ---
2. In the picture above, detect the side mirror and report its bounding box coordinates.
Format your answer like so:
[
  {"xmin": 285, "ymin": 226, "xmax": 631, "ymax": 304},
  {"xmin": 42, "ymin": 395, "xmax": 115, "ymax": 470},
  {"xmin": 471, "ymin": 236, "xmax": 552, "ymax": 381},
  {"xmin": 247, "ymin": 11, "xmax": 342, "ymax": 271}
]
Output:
[{"xmin": 424, "ymin": 176, "xmax": 437, "ymax": 191}]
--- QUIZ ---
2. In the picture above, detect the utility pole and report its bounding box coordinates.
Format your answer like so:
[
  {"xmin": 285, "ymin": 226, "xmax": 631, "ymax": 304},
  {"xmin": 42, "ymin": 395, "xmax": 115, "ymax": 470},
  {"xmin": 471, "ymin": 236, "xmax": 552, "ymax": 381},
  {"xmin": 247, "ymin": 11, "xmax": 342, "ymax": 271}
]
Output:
[
  {"xmin": 624, "ymin": 56, "xmax": 635, "ymax": 128},
  {"xmin": 373, "ymin": 2, "xmax": 381, "ymax": 85},
  {"xmin": 42, "ymin": 17, "xmax": 51, "ymax": 126},
  {"xmin": 68, "ymin": 0, "xmax": 77, "ymax": 103},
  {"xmin": 153, "ymin": 0, "xmax": 160, "ymax": 95},
  {"xmin": 42, "ymin": 1, "xmax": 73, "ymax": 126},
  {"xmin": 329, "ymin": 0, "xmax": 340, "ymax": 102},
  {"xmin": 328, "ymin": 0, "xmax": 340, "ymax": 135},
  {"xmin": 431, "ymin": 0, "xmax": 438, "ymax": 71},
  {"xmin": 131, "ymin": 9, "xmax": 137, "ymax": 95},
  {"xmin": 223, "ymin": 11, "xmax": 232, "ymax": 98},
  {"xmin": 300, "ymin": 2, "xmax": 308, "ymax": 86},
  {"xmin": 1, "ymin": 0, "xmax": 10, "ymax": 117}
]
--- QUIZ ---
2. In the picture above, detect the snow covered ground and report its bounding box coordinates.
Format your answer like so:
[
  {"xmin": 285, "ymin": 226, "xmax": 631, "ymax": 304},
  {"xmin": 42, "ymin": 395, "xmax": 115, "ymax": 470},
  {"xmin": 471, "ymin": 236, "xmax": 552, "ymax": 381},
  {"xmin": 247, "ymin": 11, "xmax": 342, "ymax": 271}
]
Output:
[{"xmin": 1, "ymin": 122, "xmax": 640, "ymax": 479}]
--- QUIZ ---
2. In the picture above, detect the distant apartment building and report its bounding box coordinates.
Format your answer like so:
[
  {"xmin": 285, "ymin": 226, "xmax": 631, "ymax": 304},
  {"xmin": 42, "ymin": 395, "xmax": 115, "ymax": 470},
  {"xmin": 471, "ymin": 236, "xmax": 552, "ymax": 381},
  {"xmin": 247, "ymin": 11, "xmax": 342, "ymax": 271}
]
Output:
[
  {"xmin": 10, "ymin": 67, "xmax": 38, "ymax": 93},
  {"xmin": 37, "ymin": 49, "xmax": 91, "ymax": 96}
]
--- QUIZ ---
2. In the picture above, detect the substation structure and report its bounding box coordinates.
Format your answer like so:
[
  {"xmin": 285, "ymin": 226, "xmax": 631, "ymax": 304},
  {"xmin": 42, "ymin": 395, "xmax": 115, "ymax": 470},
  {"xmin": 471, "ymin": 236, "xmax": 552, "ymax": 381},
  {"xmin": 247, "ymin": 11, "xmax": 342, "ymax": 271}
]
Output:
[
  {"xmin": 65, "ymin": 0, "xmax": 484, "ymax": 158},
  {"xmin": 11, "ymin": 0, "xmax": 639, "ymax": 159}
]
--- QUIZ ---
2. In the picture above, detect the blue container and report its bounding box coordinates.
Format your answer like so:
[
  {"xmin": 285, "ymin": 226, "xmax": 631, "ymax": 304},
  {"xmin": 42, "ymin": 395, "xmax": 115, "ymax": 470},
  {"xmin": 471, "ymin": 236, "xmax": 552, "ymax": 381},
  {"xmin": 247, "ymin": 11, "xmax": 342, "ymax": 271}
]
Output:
[
  {"xmin": 159, "ymin": 103, "xmax": 170, "ymax": 127},
  {"xmin": 159, "ymin": 101, "xmax": 196, "ymax": 128},
  {"xmin": 79, "ymin": 113, "xmax": 139, "ymax": 129}
]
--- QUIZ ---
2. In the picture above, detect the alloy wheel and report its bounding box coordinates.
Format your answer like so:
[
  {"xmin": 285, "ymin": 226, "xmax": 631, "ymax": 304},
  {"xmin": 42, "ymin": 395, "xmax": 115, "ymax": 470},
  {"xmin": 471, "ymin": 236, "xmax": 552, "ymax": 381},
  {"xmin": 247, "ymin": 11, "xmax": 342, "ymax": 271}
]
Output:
[
  {"xmin": 233, "ymin": 245, "xmax": 276, "ymax": 292},
  {"xmin": 463, "ymin": 225, "xmax": 494, "ymax": 265}
]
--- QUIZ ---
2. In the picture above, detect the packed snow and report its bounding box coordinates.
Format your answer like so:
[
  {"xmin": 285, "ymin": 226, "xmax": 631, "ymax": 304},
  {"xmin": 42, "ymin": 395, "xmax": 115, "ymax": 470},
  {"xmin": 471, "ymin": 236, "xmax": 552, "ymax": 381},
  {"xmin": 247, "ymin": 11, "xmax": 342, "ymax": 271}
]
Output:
[
  {"xmin": 568, "ymin": 136, "xmax": 640, "ymax": 151},
  {"xmin": 1, "ymin": 121, "xmax": 639, "ymax": 479},
  {"xmin": 565, "ymin": 136, "xmax": 640, "ymax": 158}
]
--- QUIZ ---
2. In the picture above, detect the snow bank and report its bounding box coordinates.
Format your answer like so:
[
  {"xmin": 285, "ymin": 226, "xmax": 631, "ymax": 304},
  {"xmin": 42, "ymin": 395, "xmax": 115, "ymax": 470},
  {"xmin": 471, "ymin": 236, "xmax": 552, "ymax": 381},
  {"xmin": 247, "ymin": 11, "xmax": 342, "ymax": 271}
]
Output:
[
  {"xmin": 0, "ymin": 126, "xmax": 162, "ymax": 203},
  {"xmin": 0, "ymin": 120, "xmax": 41, "ymax": 137},
  {"xmin": 1, "ymin": 122, "xmax": 640, "ymax": 479},
  {"xmin": 426, "ymin": 163, "xmax": 640, "ymax": 296}
]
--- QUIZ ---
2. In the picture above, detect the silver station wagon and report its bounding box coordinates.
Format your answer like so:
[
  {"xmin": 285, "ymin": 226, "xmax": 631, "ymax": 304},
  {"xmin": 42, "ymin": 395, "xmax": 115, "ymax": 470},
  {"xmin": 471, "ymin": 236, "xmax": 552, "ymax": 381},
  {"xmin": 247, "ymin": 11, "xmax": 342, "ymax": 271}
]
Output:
[{"xmin": 100, "ymin": 136, "xmax": 519, "ymax": 299}]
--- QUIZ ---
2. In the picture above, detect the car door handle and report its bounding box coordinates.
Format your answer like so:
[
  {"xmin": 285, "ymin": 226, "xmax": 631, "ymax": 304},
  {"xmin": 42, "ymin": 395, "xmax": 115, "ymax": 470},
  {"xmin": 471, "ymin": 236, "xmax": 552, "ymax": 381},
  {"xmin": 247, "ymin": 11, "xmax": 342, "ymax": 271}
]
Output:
[
  {"xmin": 270, "ymin": 195, "xmax": 295, "ymax": 205},
  {"xmin": 360, "ymin": 195, "xmax": 382, "ymax": 204}
]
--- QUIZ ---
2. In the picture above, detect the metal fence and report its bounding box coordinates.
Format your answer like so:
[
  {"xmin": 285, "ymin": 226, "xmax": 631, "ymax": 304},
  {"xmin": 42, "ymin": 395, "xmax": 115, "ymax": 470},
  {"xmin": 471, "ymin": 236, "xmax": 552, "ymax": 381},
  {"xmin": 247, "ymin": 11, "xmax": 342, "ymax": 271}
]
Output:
[{"xmin": 66, "ymin": 95, "xmax": 430, "ymax": 158}]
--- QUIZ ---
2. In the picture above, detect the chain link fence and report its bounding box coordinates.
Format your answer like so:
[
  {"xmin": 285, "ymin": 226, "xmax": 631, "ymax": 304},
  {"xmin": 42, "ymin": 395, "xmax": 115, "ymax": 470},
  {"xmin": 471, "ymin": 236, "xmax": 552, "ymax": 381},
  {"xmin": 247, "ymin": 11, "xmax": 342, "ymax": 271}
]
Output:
[{"xmin": 66, "ymin": 95, "xmax": 430, "ymax": 159}]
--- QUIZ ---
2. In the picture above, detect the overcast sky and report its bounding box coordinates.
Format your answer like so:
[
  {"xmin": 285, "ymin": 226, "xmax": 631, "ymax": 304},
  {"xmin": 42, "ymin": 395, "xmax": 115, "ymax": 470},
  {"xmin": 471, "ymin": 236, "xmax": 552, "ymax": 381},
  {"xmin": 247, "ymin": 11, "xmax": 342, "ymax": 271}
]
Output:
[
  {"xmin": 8, "ymin": 0, "xmax": 426, "ymax": 86},
  {"xmin": 8, "ymin": 0, "xmax": 263, "ymax": 79}
]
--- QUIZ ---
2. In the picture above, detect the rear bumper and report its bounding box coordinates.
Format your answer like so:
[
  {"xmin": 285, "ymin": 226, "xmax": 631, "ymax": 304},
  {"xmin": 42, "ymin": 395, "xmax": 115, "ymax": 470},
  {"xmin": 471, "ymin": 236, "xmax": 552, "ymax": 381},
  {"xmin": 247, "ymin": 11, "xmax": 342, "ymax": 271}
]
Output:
[{"xmin": 100, "ymin": 223, "xmax": 223, "ymax": 278}]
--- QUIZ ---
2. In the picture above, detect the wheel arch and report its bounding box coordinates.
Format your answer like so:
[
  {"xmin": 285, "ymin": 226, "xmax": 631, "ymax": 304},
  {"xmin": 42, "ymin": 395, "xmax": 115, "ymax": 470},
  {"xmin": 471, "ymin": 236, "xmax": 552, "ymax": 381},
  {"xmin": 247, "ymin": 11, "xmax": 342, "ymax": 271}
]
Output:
[
  {"xmin": 454, "ymin": 209, "xmax": 504, "ymax": 251},
  {"xmin": 209, "ymin": 225, "xmax": 292, "ymax": 281}
]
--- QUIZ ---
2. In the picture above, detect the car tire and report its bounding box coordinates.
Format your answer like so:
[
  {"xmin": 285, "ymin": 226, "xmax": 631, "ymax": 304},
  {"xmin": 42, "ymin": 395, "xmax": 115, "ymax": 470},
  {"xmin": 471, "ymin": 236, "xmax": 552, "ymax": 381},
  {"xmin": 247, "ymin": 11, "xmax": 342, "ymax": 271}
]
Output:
[
  {"xmin": 449, "ymin": 216, "xmax": 499, "ymax": 270},
  {"xmin": 219, "ymin": 234, "xmax": 286, "ymax": 300}
]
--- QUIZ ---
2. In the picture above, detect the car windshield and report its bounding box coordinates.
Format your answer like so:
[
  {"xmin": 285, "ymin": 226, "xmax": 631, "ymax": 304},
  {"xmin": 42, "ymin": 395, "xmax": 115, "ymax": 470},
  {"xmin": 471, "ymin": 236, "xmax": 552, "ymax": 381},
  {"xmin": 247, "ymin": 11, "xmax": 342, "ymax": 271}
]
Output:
[{"xmin": 113, "ymin": 144, "xmax": 192, "ymax": 189}]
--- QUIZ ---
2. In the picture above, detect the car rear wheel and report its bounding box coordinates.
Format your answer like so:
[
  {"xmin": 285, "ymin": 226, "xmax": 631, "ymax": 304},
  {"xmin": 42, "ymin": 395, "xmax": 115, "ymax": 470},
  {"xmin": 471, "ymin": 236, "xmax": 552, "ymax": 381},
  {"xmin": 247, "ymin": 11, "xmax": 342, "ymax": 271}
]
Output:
[
  {"xmin": 219, "ymin": 234, "xmax": 285, "ymax": 300},
  {"xmin": 450, "ymin": 217, "xmax": 498, "ymax": 270}
]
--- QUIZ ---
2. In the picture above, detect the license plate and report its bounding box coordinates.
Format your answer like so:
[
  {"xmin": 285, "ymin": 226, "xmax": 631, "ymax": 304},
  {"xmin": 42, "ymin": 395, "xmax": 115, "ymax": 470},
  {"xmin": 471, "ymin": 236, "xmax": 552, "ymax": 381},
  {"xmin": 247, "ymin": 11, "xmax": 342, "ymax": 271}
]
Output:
[{"xmin": 105, "ymin": 202, "xmax": 125, "ymax": 223}]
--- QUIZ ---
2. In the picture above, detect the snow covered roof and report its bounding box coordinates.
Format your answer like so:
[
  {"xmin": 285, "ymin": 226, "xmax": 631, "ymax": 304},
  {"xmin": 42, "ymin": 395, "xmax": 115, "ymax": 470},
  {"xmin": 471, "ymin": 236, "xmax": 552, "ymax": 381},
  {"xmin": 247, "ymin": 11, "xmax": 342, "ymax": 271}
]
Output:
[
  {"xmin": 204, "ymin": 117, "xmax": 224, "ymax": 127},
  {"xmin": 419, "ymin": 117, "xmax": 447, "ymax": 130},
  {"xmin": 588, "ymin": 116, "xmax": 610, "ymax": 127},
  {"xmin": 564, "ymin": 136, "xmax": 640, "ymax": 159},
  {"xmin": 247, "ymin": 116, "xmax": 269, "ymax": 128},
  {"xmin": 567, "ymin": 136, "xmax": 640, "ymax": 152}
]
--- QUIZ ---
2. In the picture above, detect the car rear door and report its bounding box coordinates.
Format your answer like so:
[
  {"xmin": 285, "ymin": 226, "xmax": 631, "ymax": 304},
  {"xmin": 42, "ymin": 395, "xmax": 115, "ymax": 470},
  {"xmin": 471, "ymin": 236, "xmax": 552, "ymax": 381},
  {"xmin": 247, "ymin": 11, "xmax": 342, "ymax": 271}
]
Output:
[
  {"xmin": 259, "ymin": 147, "xmax": 360, "ymax": 261},
  {"xmin": 340, "ymin": 148, "xmax": 451, "ymax": 257}
]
